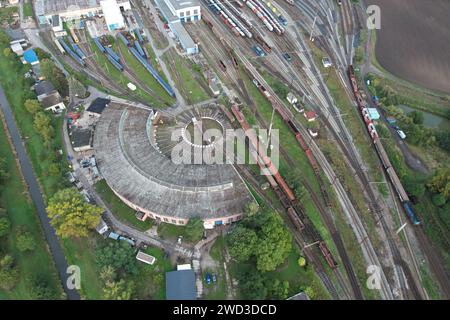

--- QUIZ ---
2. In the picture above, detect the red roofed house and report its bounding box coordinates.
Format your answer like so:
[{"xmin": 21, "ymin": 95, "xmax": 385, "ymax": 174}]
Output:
[{"xmin": 304, "ymin": 111, "xmax": 316, "ymax": 122}]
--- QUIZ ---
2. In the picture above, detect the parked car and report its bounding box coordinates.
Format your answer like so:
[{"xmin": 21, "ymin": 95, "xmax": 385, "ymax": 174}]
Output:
[
  {"xmin": 282, "ymin": 52, "xmax": 292, "ymax": 61},
  {"xmin": 212, "ymin": 274, "xmax": 217, "ymax": 283},
  {"xmin": 205, "ymin": 273, "xmax": 212, "ymax": 285}
]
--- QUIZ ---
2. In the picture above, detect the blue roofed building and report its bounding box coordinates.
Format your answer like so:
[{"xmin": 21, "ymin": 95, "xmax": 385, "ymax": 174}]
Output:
[
  {"xmin": 165, "ymin": 269, "xmax": 197, "ymax": 300},
  {"xmin": 23, "ymin": 49, "xmax": 39, "ymax": 66}
]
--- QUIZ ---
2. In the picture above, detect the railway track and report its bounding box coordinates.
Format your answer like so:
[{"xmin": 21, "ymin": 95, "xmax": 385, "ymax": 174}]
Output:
[{"xmin": 198, "ymin": 8, "xmax": 365, "ymax": 299}]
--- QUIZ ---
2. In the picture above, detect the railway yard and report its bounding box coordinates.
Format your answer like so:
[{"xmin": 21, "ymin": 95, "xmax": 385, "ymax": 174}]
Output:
[{"xmin": 4, "ymin": 0, "xmax": 449, "ymax": 300}]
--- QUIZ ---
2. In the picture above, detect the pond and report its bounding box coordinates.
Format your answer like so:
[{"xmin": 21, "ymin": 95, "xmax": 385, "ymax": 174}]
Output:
[{"xmin": 397, "ymin": 105, "xmax": 450, "ymax": 130}]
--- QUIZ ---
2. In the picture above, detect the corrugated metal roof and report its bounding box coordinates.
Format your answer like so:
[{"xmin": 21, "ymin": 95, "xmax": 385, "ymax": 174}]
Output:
[{"xmin": 166, "ymin": 270, "xmax": 196, "ymax": 300}]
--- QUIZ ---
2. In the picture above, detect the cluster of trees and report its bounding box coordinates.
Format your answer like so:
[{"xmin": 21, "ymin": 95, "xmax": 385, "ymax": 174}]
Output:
[
  {"xmin": 227, "ymin": 209, "xmax": 292, "ymax": 272},
  {"xmin": 427, "ymin": 168, "xmax": 450, "ymax": 228},
  {"xmin": 46, "ymin": 188, "xmax": 103, "ymax": 239},
  {"xmin": 24, "ymin": 99, "xmax": 56, "ymax": 147},
  {"xmin": 40, "ymin": 59, "xmax": 69, "ymax": 97},
  {"xmin": 226, "ymin": 206, "xmax": 294, "ymax": 299},
  {"xmin": 96, "ymin": 242, "xmax": 138, "ymax": 300}
]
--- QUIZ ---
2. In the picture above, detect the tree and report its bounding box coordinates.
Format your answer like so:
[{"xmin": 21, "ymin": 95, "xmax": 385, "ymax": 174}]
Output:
[
  {"xmin": 254, "ymin": 212, "xmax": 292, "ymax": 272},
  {"xmin": 432, "ymin": 193, "xmax": 446, "ymax": 207},
  {"xmin": 409, "ymin": 111, "xmax": 424, "ymax": 125},
  {"xmin": 15, "ymin": 227, "xmax": 36, "ymax": 252},
  {"xmin": 102, "ymin": 279, "xmax": 134, "ymax": 300},
  {"xmin": 3, "ymin": 48, "xmax": 12, "ymax": 58},
  {"xmin": 29, "ymin": 274, "xmax": 59, "ymax": 299},
  {"xmin": 48, "ymin": 163, "xmax": 60, "ymax": 176},
  {"xmin": 184, "ymin": 217, "xmax": 204, "ymax": 242},
  {"xmin": 0, "ymin": 217, "xmax": 11, "ymax": 237},
  {"xmin": 237, "ymin": 269, "xmax": 267, "ymax": 300},
  {"xmin": 297, "ymin": 256, "xmax": 306, "ymax": 267},
  {"xmin": 33, "ymin": 112, "xmax": 54, "ymax": 143},
  {"xmin": 427, "ymin": 168, "xmax": 450, "ymax": 199},
  {"xmin": 96, "ymin": 241, "xmax": 138, "ymax": 276},
  {"xmin": 99, "ymin": 265, "xmax": 117, "ymax": 283},
  {"xmin": 227, "ymin": 226, "xmax": 258, "ymax": 262},
  {"xmin": 46, "ymin": 188, "xmax": 103, "ymax": 238},
  {"xmin": 402, "ymin": 176, "xmax": 425, "ymax": 199},
  {"xmin": 0, "ymin": 157, "xmax": 9, "ymax": 184},
  {"xmin": 304, "ymin": 286, "xmax": 316, "ymax": 299},
  {"xmin": 267, "ymin": 279, "xmax": 289, "ymax": 300},
  {"xmin": 436, "ymin": 130, "xmax": 450, "ymax": 152},
  {"xmin": 40, "ymin": 59, "xmax": 68, "ymax": 97},
  {"xmin": 0, "ymin": 255, "xmax": 19, "ymax": 290},
  {"xmin": 24, "ymin": 99, "xmax": 41, "ymax": 115},
  {"xmin": 244, "ymin": 202, "xmax": 259, "ymax": 216}
]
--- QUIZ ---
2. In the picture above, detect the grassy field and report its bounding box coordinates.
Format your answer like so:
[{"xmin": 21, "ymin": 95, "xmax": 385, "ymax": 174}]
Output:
[
  {"xmin": 94, "ymin": 179, "xmax": 153, "ymax": 232},
  {"xmin": 130, "ymin": 246, "xmax": 173, "ymax": 299},
  {"xmin": 162, "ymin": 48, "xmax": 210, "ymax": 105},
  {"xmin": 228, "ymin": 246, "xmax": 330, "ymax": 300},
  {"xmin": 0, "ymin": 37, "xmax": 106, "ymax": 299},
  {"xmin": 116, "ymin": 40, "xmax": 175, "ymax": 106},
  {"xmin": 203, "ymin": 236, "xmax": 228, "ymax": 299},
  {"xmin": 0, "ymin": 119, "xmax": 63, "ymax": 299},
  {"xmin": 23, "ymin": 0, "xmax": 33, "ymax": 18}
]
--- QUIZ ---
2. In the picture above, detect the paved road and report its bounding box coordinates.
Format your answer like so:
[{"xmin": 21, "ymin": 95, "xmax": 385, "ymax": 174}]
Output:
[{"xmin": 0, "ymin": 85, "xmax": 80, "ymax": 300}]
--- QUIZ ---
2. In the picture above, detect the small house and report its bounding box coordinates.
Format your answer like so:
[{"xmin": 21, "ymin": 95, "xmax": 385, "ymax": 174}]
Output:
[
  {"xmin": 304, "ymin": 111, "xmax": 317, "ymax": 122},
  {"xmin": 95, "ymin": 219, "xmax": 109, "ymax": 235}
]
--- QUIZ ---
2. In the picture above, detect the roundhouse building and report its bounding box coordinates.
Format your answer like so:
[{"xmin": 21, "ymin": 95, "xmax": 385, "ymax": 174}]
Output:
[{"xmin": 94, "ymin": 103, "xmax": 254, "ymax": 226}]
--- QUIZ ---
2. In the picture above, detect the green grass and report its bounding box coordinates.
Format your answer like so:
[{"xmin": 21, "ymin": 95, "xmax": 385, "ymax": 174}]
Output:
[
  {"xmin": 203, "ymin": 236, "xmax": 228, "ymax": 300},
  {"xmin": 162, "ymin": 48, "xmax": 210, "ymax": 105},
  {"xmin": 94, "ymin": 180, "xmax": 153, "ymax": 232},
  {"xmin": 157, "ymin": 222, "xmax": 185, "ymax": 241},
  {"xmin": 23, "ymin": 0, "xmax": 33, "ymax": 18},
  {"xmin": 131, "ymin": 246, "xmax": 173, "ymax": 299},
  {"xmin": 116, "ymin": 40, "xmax": 175, "ymax": 106},
  {"xmin": 0, "ymin": 119, "xmax": 63, "ymax": 299},
  {"xmin": 0, "ymin": 37, "xmax": 104, "ymax": 299}
]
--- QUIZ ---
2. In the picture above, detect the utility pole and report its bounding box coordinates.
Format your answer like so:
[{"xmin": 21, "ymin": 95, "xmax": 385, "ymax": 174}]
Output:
[{"xmin": 310, "ymin": 14, "xmax": 318, "ymax": 41}]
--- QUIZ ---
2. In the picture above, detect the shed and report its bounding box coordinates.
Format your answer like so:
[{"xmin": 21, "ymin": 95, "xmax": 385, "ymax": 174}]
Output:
[
  {"xmin": 367, "ymin": 108, "xmax": 380, "ymax": 120},
  {"xmin": 166, "ymin": 270, "xmax": 196, "ymax": 300},
  {"xmin": 95, "ymin": 219, "xmax": 109, "ymax": 235},
  {"xmin": 136, "ymin": 251, "xmax": 156, "ymax": 265},
  {"xmin": 87, "ymin": 98, "xmax": 111, "ymax": 116},
  {"xmin": 304, "ymin": 111, "xmax": 317, "ymax": 122},
  {"xmin": 23, "ymin": 49, "xmax": 39, "ymax": 65},
  {"xmin": 11, "ymin": 42, "xmax": 23, "ymax": 55}
]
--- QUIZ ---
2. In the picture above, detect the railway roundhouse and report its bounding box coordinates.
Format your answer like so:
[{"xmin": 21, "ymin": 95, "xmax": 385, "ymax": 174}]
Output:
[{"xmin": 94, "ymin": 103, "xmax": 253, "ymax": 226}]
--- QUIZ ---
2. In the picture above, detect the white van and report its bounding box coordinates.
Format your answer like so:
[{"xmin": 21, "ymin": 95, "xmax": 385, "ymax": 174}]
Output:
[{"xmin": 397, "ymin": 130, "xmax": 406, "ymax": 140}]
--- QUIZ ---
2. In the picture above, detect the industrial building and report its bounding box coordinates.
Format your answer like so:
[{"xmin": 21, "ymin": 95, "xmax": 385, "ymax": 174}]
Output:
[
  {"xmin": 100, "ymin": 0, "xmax": 125, "ymax": 31},
  {"xmin": 35, "ymin": 0, "xmax": 131, "ymax": 25},
  {"xmin": 155, "ymin": 0, "xmax": 200, "ymax": 54},
  {"xmin": 94, "ymin": 103, "xmax": 253, "ymax": 226}
]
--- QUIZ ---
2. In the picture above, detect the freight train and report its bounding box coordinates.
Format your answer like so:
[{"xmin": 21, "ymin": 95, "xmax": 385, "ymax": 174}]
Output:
[
  {"xmin": 348, "ymin": 65, "xmax": 420, "ymax": 225},
  {"xmin": 58, "ymin": 38, "xmax": 85, "ymax": 66},
  {"xmin": 230, "ymin": 103, "xmax": 338, "ymax": 269}
]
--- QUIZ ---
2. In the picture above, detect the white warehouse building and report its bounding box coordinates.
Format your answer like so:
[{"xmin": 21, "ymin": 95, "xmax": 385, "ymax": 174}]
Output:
[
  {"xmin": 35, "ymin": 0, "xmax": 131, "ymax": 24},
  {"xmin": 101, "ymin": 0, "xmax": 125, "ymax": 31},
  {"xmin": 155, "ymin": 0, "xmax": 201, "ymax": 54},
  {"xmin": 166, "ymin": 0, "xmax": 201, "ymax": 23}
]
